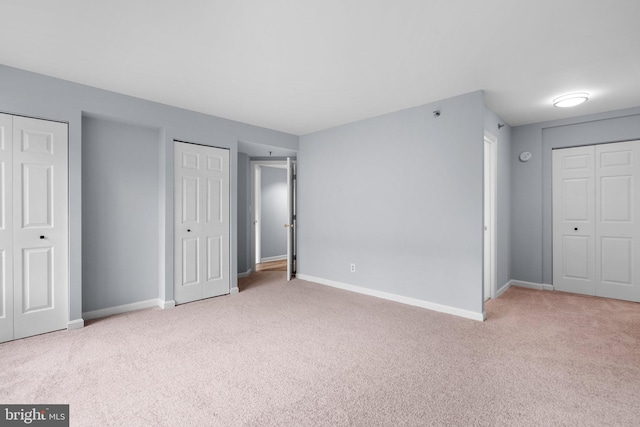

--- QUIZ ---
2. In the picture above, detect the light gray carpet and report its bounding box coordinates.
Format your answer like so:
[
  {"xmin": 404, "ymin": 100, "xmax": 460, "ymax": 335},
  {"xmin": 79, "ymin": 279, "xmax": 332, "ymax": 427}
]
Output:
[{"xmin": 2, "ymin": 272, "xmax": 639, "ymax": 426}]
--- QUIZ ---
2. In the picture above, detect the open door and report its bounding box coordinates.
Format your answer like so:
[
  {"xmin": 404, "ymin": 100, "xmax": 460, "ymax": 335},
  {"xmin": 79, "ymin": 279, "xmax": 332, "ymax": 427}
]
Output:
[
  {"xmin": 286, "ymin": 158, "xmax": 296, "ymax": 280},
  {"xmin": 483, "ymin": 134, "xmax": 496, "ymax": 301}
]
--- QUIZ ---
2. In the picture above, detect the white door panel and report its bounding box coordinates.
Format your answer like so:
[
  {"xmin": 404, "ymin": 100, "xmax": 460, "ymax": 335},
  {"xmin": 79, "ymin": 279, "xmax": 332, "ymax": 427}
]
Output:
[
  {"xmin": 182, "ymin": 237, "xmax": 200, "ymax": 286},
  {"xmin": 600, "ymin": 237, "xmax": 631, "ymax": 284},
  {"xmin": 174, "ymin": 142, "xmax": 229, "ymax": 304},
  {"xmin": 206, "ymin": 235, "xmax": 222, "ymax": 281},
  {"xmin": 553, "ymin": 140, "xmax": 640, "ymax": 303},
  {"xmin": 182, "ymin": 176, "xmax": 200, "ymax": 224},
  {"xmin": 22, "ymin": 246, "xmax": 53, "ymax": 312},
  {"xmin": 562, "ymin": 178, "xmax": 590, "ymax": 221},
  {"xmin": 562, "ymin": 235, "xmax": 590, "ymax": 279},
  {"xmin": 0, "ymin": 114, "xmax": 13, "ymax": 343},
  {"xmin": 12, "ymin": 116, "xmax": 68, "ymax": 340},
  {"xmin": 595, "ymin": 141, "xmax": 640, "ymax": 301},
  {"xmin": 286, "ymin": 158, "xmax": 296, "ymax": 281},
  {"xmin": 206, "ymin": 178, "xmax": 222, "ymax": 223},
  {"xmin": 553, "ymin": 146, "xmax": 596, "ymax": 295},
  {"xmin": 22, "ymin": 163, "xmax": 54, "ymax": 228}
]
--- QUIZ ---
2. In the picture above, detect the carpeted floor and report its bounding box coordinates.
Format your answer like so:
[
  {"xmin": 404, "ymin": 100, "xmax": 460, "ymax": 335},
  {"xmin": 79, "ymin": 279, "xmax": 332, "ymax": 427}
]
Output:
[{"xmin": 1, "ymin": 272, "xmax": 639, "ymax": 426}]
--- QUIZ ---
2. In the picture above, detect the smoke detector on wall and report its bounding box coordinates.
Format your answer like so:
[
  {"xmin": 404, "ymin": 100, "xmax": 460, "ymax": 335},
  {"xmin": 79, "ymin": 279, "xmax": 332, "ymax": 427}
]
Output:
[{"xmin": 519, "ymin": 152, "xmax": 532, "ymax": 162}]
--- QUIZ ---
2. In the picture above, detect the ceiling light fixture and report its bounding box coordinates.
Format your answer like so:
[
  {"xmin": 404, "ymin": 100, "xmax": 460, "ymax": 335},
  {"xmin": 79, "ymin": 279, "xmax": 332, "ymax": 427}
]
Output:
[{"xmin": 553, "ymin": 92, "xmax": 589, "ymax": 108}]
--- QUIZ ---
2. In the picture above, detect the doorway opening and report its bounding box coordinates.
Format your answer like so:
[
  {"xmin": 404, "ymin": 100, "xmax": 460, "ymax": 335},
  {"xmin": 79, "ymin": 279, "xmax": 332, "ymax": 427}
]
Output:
[{"xmin": 251, "ymin": 160, "xmax": 295, "ymax": 279}]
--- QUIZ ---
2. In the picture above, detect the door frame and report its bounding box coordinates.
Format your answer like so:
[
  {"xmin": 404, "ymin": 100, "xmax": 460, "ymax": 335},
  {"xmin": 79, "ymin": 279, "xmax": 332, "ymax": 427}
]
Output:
[
  {"xmin": 250, "ymin": 160, "xmax": 288, "ymax": 272},
  {"xmin": 484, "ymin": 131, "xmax": 497, "ymax": 300}
]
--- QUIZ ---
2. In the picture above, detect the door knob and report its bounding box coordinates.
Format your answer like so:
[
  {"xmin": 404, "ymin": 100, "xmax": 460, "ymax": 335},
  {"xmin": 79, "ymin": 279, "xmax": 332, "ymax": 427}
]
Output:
[
  {"xmin": 187, "ymin": 229, "xmax": 191, "ymax": 232},
  {"xmin": 574, "ymin": 227, "xmax": 578, "ymax": 231},
  {"xmin": 40, "ymin": 236, "xmax": 45, "ymax": 239}
]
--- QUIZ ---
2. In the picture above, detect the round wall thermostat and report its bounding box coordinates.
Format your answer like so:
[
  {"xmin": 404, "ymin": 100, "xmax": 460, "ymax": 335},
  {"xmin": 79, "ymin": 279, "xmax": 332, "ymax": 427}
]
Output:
[{"xmin": 519, "ymin": 151, "xmax": 532, "ymax": 162}]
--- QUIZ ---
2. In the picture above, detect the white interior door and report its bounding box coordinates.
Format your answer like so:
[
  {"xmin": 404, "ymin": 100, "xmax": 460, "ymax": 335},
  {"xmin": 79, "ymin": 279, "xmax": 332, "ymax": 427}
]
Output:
[
  {"xmin": 594, "ymin": 141, "xmax": 640, "ymax": 301},
  {"xmin": 483, "ymin": 139, "xmax": 493, "ymax": 300},
  {"xmin": 12, "ymin": 116, "xmax": 68, "ymax": 340},
  {"xmin": 553, "ymin": 140, "xmax": 640, "ymax": 302},
  {"xmin": 174, "ymin": 141, "xmax": 229, "ymax": 304},
  {"xmin": 553, "ymin": 146, "xmax": 596, "ymax": 295},
  {"xmin": 286, "ymin": 158, "xmax": 296, "ymax": 281},
  {"xmin": 0, "ymin": 114, "xmax": 14, "ymax": 343}
]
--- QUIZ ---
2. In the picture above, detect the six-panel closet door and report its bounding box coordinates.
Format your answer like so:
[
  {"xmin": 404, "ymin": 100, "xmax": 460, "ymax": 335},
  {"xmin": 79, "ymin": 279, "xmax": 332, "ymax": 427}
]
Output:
[
  {"xmin": 174, "ymin": 141, "xmax": 230, "ymax": 304},
  {"xmin": 553, "ymin": 140, "xmax": 640, "ymax": 302},
  {"xmin": 0, "ymin": 113, "xmax": 69, "ymax": 343}
]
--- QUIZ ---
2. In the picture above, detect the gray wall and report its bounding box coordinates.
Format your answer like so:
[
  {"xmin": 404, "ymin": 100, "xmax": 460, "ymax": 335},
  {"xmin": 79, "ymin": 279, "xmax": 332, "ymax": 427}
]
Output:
[
  {"xmin": 237, "ymin": 152, "xmax": 251, "ymax": 273},
  {"xmin": 0, "ymin": 64, "xmax": 298, "ymax": 323},
  {"xmin": 511, "ymin": 107, "xmax": 640, "ymax": 284},
  {"xmin": 298, "ymin": 91, "xmax": 486, "ymax": 315},
  {"xmin": 260, "ymin": 167, "xmax": 287, "ymax": 259},
  {"xmin": 484, "ymin": 108, "xmax": 512, "ymax": 290},
  {"xmin": 82, "ymin": 116, "xmax": 161, "ymax": 311}
]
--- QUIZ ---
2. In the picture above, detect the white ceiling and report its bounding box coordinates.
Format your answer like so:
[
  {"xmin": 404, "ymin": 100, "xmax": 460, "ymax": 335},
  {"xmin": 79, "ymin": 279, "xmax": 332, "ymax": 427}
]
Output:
[{"xmin": 2, "ymin": 0, "xmax": 639, "ymax": 136}]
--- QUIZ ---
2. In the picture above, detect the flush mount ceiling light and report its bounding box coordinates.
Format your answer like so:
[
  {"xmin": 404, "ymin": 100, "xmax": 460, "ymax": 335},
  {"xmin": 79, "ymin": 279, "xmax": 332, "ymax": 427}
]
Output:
[{"xmin": 553, "ymin": 92, "xmax": 589, "ymax": 108}]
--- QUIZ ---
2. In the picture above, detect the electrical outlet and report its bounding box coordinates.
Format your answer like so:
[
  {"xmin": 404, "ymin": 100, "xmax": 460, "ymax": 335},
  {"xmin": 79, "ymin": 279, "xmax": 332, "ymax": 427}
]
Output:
[{"xmin": 350, "ymin": 263, "xmax": 356, "ymax": 273}]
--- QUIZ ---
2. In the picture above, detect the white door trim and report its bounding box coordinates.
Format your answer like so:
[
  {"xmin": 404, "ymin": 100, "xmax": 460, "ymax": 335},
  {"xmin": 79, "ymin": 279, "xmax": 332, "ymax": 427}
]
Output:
[{"xmin": 484, "ymin": 131, "xmax": 497, "ymax": 300}]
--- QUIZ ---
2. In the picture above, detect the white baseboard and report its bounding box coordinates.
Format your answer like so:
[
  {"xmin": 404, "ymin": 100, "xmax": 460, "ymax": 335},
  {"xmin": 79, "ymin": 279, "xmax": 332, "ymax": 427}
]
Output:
[
  {"xmin": 297, "ymin": 274, "xmax": 485, "ymax": 322},
  {"xmin": 83, "ymin": 298, "xmax": 163, "ymax": 320},
  {"xmin": 67, "ymin": 318, "xmax": 84, "ymax": 331},
  {"xmin": 496, "ymin": 281, "xmax": 512, "ymax": 297},
  {"xmin": 237, "ymin": 268, "xmax": 252, "ymax": 278},
  {"xmin": 230, "ymin": 287, "xmax": 239, "ymax": 294},
  {"xmin": 260, "ymin": 255, "xmax": 287, "ymax": 263},
  {"xmin": 159, "ymin": 300, "xmax": 175, "ymax": 309},
  {"xmin": 510, "ymin": 280, "xmax": 554, "ymax": 291}
]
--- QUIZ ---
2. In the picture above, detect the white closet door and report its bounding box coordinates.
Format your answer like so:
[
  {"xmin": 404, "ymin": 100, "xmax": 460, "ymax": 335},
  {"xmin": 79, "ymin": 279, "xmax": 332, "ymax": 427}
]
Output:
[
  {"xmin": 12, "ymin": 116, "xmax": 68, "ymax": 339},
  {"xmin": 595, "ymin": 141, "xmax": 640, "ymax": 302},
  {"xmin": 174, "ymin": 141, "xmax": 229, "ymax": 304},
  {"xmin": 552, "ymin": 146, "xmax": 596, "ymax": 295},
  {"xmin": 553, "ymin": 140, "xmax": 640, "ymax": 303},
  {"xmin": 286, "ymin": 157, "xmax": 295, "ymax": 281},
  {"xmin": 0, "ymin": 114, "xmax": 13, "ymax": 343}
]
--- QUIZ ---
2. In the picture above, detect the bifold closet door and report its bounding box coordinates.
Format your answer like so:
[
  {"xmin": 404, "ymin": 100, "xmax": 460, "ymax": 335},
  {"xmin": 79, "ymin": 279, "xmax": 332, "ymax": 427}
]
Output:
[
  {"xmin": 0, "ymin": 113, "xmax": 68, "ymax": 343},
  {"xmin": 553, "ymin": 141, "xmax": 640, "ymax": 302},
  {"xmin": 594, "ymin": 141, "xmax": 640, "ymax": 301},
  {"xmin": 174, "ymin": 141, "xmax": 229, "ymax": 304},
  {"xmin": 553, "ymin": 146, "xmax": 596, "ymax": 296}
]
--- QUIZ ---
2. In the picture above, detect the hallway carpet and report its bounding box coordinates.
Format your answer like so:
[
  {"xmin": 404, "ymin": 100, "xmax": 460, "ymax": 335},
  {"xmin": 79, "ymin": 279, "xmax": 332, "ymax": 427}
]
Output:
[{"xmin": 1, "ymin": 272, "xmax": 639, "ymax": 426}]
